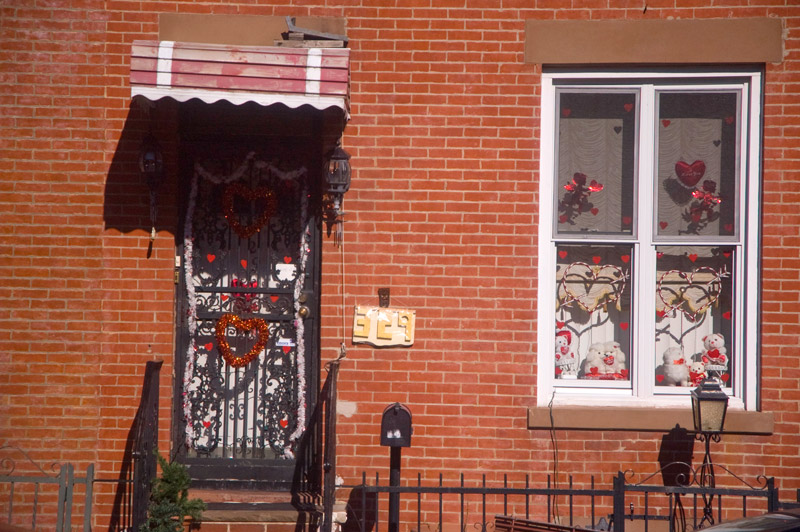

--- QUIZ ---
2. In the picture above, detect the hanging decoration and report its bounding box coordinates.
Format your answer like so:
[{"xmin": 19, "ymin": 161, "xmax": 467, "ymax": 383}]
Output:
[
  {"xmin": 675, "ymin": 160, "xmax": 706, "ymax": 188},
  {"xmin": 222, "ymin": 182, "xmax": 277, "ymax": 239},
  {"xmin": 684, "ymin": 179, "xmax": 722, "ymax": 232},
  {"xmin": 657, "ymin": 265, "xmax": 729, "ymax": 321},
  {"xmin": 214, "ymin": 313, "xmax": 271, "ymax": 368},
  {"xmin": 558, "ymin": 261, "xmax": 628, "ymax": 313},
  {"xmin": 557, "ymin": 172, "xmax": 604, "ymax": 225}
]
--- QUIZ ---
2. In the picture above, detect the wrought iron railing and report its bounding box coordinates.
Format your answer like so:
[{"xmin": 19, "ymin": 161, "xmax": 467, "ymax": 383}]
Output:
[{"xmin": 131, "ymin": 360, "xmax": 163, "ymax": 530}]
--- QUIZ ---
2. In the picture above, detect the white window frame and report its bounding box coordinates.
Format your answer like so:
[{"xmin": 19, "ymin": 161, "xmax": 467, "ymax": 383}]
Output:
[{"xmin": 536, "ymin": 68, "xmax": 762, "ymax": 411}]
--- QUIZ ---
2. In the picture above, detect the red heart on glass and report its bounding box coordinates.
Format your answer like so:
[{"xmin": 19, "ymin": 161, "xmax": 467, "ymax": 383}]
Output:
[
  {"xmin": 622, "ymin": 216, "xmax": 632, "ymax": 225},
  {"xmin": 590, "ymin": 208, "xmax": 599, "ymax": 215},
  {"xmin": 282, "ymin": 345, "xmax": 291, "ymax": 354},
  {"xmin": 624, "ymin": 103, "xmax": 633, "ymax": 112},
  {"xmin": 205, "ymin": 342, "xmax": 213, "ymax": 351},
  {"xmin": 558, "ymin": 250, "xmax": 568, "ymax": 259},
  {"xmin": 659, "ymin": 221, "xmax": 668, "ymax": 230},
  {"xmin": 203, "ymin": 421, "xmax": 211, "ymax": 428},
  {"xmin": 559, "ymin": 215, "xmax": 567, "ymax": 223},
  {"xmin": 270, "ymin": 295, "xmax": 279, "ymax": 302},
  {"xmin": 562, "ymin": 108, "xmax": 571, "ymax": 117},
  {"xmin": 207, "ymin": 254, "xmax": 216, "ymax": 263},
  {"xmin": 280, "ymin": 418, "xmax": 289, "ymax": 428},
  {"xmin": 723, "ymin": 311, "xmax": 732, "ymax": 320},
  {"xmin": 240, "ymin": 259, "xmax": 248, "ymax": 269},
  {"xmin": 720, "ymin": 374, "xmax": 730, "ymax": 383},
  {"xmin": 556, "ymin": 321, "xmax": 565, "ymax": 328},
  {"xmin": 723, "ymin": 251, "xmax": 731, "ymax": 258},
  {"xmin": 724, "ymin": 224, "xmax": 733, "ymax": 232},
  {"xmin": 688, "ymin": 254, "xmax": 698, "ymax": 262},
  {"xmin": 725, "ymin": 116, "xmax": 734, "ymax": 124},
  {"xmin": 621, "ymin": 255, "xmax": 630, "ymax": 263},
  {"xmin": 592, "ymin": 256, "xmax": 602, "ymax": 264},
  {"xmin": 656, "ymin": 375, "xmax": 665, "ymax": 383},
  {"xmin": 675, "ymin": 160, "xmax": 706, "ymax": 187},
  {"xmin": 662, "ymin": 120, "xmax": 671, "ymax": 127},
  {"xmin": 620, "ymin": 322, "xmax": 629, "ymax": 330},
  {"xmin": 284, "ymin": 256, "xmax": 292, "ymax": 264}
]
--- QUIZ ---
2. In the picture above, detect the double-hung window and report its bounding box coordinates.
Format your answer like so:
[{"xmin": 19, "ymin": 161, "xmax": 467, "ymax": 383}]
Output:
[{"xmin": 537, "ymin": 69, "xmax": 762, "ymax": 410}]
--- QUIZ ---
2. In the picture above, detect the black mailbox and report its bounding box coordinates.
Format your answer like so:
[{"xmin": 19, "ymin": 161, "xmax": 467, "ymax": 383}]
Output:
[{"xmin": 380, "ymin": 403, "xmax": 412, "ymax": 447}]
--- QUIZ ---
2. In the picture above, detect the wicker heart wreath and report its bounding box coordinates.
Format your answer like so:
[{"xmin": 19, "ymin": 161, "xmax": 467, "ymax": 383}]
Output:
[
  {"xmin": 222, "ymin": 182, "xmax": 277, "ymax": 239},
  {"xmin": 559, "ymin": 262, "xmax": 628, "ymax": 313},
  {"xmin": 657, "ymin": 267, "xmax": 727, "ymax": 321},
  {"xmin": 214, "ymin": 313, "xmax": 270, "ymax": 367}
]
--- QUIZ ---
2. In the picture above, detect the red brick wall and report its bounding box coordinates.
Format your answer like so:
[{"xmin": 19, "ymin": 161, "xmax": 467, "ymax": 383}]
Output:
[{"xmin": 1, "ymin": 1, "xmax": 799, "ymax": 530}]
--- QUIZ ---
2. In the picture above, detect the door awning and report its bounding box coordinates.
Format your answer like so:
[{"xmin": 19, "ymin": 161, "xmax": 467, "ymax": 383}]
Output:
[{"xmin": 130, "ymin": 40, "xmax": 350, "ymax": 112}]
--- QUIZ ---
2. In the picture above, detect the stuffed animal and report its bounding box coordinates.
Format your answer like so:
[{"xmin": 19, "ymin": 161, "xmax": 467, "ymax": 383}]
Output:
[
  {"xmin": 581, "ymin": 343, "xmax": 605, "ymax": 379},
  {"xmin": 554, "ymin": 330, "xmax": 578, "ymax": 378},
  {"xmin": 601, "ymin": 341, "xmax": 627, "ymax": 378},
  {"xmin": 689, "ymin": 361, "xmax": 707, "ymax": 386},
  {"xmin": 701, "ymin": 333, "xmax": 728, "ymax": 371},
  {"xmin": 660, "ymin": 347, "xmax": 690, "ymax": 386}
]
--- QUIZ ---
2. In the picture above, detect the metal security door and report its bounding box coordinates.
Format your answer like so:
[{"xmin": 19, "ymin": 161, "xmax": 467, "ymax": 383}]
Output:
[{"xmin": 175, "ymin": 141, "xmax": 320, "ymax": 486}]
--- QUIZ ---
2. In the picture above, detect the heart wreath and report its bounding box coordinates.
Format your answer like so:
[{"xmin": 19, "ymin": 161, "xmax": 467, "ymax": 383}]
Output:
[
  {"xmin": 214, "ymin": 313, "xmax": 270, "ymax": 368},
  {"xmin": 657, "ymin": 266, "xmax": 727, "ymax": 321},
  {"xmin": 222, "ymin": 182, "xmax": 277, "ymax": 239},
  {"xmin": 559, "ymin": 262, "xmax": 628, "ymax": 313}
]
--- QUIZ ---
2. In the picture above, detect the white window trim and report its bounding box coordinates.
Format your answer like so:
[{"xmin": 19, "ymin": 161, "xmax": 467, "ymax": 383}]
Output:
[{"xmin": 536, "ymin": 68, "xmax": 762, "ymax": 411}]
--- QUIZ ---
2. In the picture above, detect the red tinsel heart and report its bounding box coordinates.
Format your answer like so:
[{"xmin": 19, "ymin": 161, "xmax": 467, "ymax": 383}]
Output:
[
  {"xmin": 222, "ymin": 182, "xmax": 277, "ymax": 239},
  {"xmin": 675, "ymin": 160, "xmax": 706, "ymax": 188},
  {"xmin": 215, "ymin": 313, "xmax": 270, "ymax": 368}
]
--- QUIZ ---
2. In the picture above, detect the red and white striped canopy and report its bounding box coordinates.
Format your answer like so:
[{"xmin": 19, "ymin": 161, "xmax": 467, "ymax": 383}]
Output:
[{"xmin": 130, "ymin": 40, "xmax": 350, "ymax": 112}]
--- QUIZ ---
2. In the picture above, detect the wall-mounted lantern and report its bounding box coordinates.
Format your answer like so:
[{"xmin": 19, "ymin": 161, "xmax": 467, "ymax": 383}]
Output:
[
  {"xmin": 139, "ymin": 134, "xmax": 164, "ymax": 242},
  {"xmin": 323, "ymin": 142, "xmax": 351, "ymax": 245}
]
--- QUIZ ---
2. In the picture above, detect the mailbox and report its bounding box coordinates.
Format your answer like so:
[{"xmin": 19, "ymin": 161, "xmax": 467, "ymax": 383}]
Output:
[{"xmin": 380, "ymin": 403, "xmax": 412, "ymax": 447}]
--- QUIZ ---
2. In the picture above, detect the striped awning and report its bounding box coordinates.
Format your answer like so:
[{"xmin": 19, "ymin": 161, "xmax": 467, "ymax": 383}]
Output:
[{"xmin": 130, "ymin": 40, "xmax": 350, "ymax": 112}]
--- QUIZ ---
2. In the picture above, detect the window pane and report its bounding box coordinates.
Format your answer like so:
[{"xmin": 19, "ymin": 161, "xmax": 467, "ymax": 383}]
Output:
[
  {"xmin": 555, "ymin": 91, "xmax": 637, "ymax": 236},
  {"xmin": 555, "ymin": 244, "xmax": 632, "ymax": 382},
  {"xmin": 656, "ymin": 91, "xmax": 740, "ymax": 238},
  {"xmin": 654, "ymin": 246, "xmax": 734, "ymax": 389}
]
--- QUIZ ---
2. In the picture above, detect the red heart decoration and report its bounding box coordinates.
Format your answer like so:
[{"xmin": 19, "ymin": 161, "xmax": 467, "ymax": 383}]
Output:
[
  {"xmin": 656, "ymin": 375, "xmax": 665, "ymax": 383},
  {"xmin": 240, "ymin": 259, "xmax": 247, "ymax": 269},
  {"xmin": 556, "ymin": 321, "xmax": 565, "ymax": 328},
  {"xmin": 659, "ymin": 221, "xmax": 668, "ymax": 230},
  {"xmin": 282, "ymin": 345, "xmax": 291, "ymax": 354},
  {"xmin": 675, "ymin": 160, "xmax": 706, "ymax": 187},
  {"xmin": 624, "ymin": 103, "xmax": 633, "ymax": 112},
  {"xmin": 270, "ymin": 295, "xmax": 279, "ymax": 302},
  {"xmin": 204, "ymin": 342, "xmax": 213, "ymax": 351},
  {"xmin": 723, "ymin": 311, "xmax": 732, "ymax": 320},
  {"xmin": 559, "ymin": 215, "xmax": 567, "ymax": 223},
  {"xmin": 590, "ymin": 208, "xmax": 599, "ymax": 215},
  {"xmin": 207, "ymin": 254, "xmax": 216, "ymax": 263},
  {"xmin": 215, "ymin": 314, "xmax": 270, "ymax": 368},
  {"xmin": 723, "ymin": 251, "xmax": 731, "ymax": 258},
  {"xmin": 203, "ymin": 421, "xmax": 211, "ymax": 428},
  {"xmin": 724, "ymin": 224, "xmax": 733, "ymax": 232},
  {"xmin": 657, "ymin": 310, "xmax": 666, "ymax": 318},
  {"xmin": 620, "ymin": 369, "xmax": 629, "ymax": 379},
  {"xmin": 558, "ymin": 250, "xmax": 568, "ymax": 259},
  {"xmin": 620, "ymin": 322, "xmax": 629, "ymax": 331},
  {"xmin": 662, "ymin": 120, "xmax": 671, "ymax": 127},
  {"xmin": 657, "ymin": 252, "xmax": 664, "ymax": 258},
  {"xmin": 283, "ymin": 256, "xmax": 292, "ymax": 264},
  {"xmin": 221, "ymin": 294, "xmax": 229, "ymax": 302},
  {"xmin": 279, "ymin": 418, "xmax": 289, "ymax": 428},
  {"xmin": 720, "ymin": 374, "xmax": 730, "ymax": 383},
  {"xmin": 222, "ymin": 183, "xmax": 277, "ymax": 239},
  {"xmin": 562, "ymin": 108, "xmax": 571, "ymax": 117},
  {"xmin": 555, "ymin": 367, "xmax": 562, "ymax": 375},
  {"xmin": 688, "ymin": 254, "xmax": 698, "ymax": 262},
  {"xmin": 592, "ymin": 256, "xmax": 602, "ymax": 264},
  {"xmin": 725, "ymin": 116, "xmax": 734, "ymax": 124},
  {"xmin": 589, "ymin": 367, "xmax": 599, "ymax": 375},
  {"xmin": 622, "ymin": 216, "xmax": 632, "ymax": 225},
  {"xmin": 621, "ymin": 255, "xmax": 630, "ymax": 263}
]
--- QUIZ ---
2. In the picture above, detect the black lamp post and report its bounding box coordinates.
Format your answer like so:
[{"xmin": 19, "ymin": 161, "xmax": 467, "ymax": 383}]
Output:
[
  {"xmin": 691, "ymin": 378, "xmax": 729, "ymax": 528},
  {"xmin": 139, "ymin": 134, "xmax": 164, "ymax": 242}
]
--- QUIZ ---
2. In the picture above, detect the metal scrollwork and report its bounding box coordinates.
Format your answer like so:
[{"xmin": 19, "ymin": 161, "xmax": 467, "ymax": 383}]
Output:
[{"xmin": 182, "ymin": 151, "xmax": 310, "ymax": 459}]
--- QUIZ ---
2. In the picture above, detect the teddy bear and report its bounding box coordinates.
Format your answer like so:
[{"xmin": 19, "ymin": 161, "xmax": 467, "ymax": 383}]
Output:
[
  {"xmin": 581, "ymin": 343, "xmax": 606, "ymax": 379},
  {"xmin": 601, "ymin": 341, "xmax": 627, "ymax": 378},
  {"xmin": 689, "ymin": 360, "xmax": 707, "ymax": 387},
  {"xmin": 701, "ymin": 333, "xmax": 728, "ymax": 371},
  {"xmin": 660, "ymin": 347, "xmax": 690, "ymax": 386},
  {"xmin": 554, "ymin": 330, "xmax": 578, "ymax": 378}
]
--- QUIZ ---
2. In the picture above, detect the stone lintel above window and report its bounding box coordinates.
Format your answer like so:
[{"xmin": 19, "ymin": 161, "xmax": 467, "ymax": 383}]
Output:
[{"xmin": 524, "ymin": 18, "xmax": 783, "ymax": 65}]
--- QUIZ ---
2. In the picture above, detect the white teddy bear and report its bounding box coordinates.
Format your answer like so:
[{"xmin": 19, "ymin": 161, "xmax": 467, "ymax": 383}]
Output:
[
  {"xmin": 701, "ymin": 333, "xmax": 728, "ymax": 371},
  {"xmin": 582, "ymin": 343, "xmax": 605, "ymax": 379},
  {"xmin": 601, "ymin": 341, "xmax": 627, "ymax": 378},
  {"xmin": 689, "ymin": 360, "xmax": 707, "ymax": 387},
  {"xmin": 554, "ymin": 330, "xmax": 578, "ymax": 378},
  {"xmin": 660, "ymin": 347, "xmax": 689, "ymax": 386}
]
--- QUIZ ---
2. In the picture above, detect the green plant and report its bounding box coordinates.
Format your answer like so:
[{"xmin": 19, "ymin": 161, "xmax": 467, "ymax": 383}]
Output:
[{"xmin": 140, "ymin": 450, "xmax": 205, "ymax": 532}]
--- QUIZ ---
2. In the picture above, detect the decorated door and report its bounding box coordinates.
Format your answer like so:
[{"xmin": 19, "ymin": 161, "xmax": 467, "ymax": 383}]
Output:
[{"xmin": 174, "ymin": 141, "xmax": 320, "ymax": 487}]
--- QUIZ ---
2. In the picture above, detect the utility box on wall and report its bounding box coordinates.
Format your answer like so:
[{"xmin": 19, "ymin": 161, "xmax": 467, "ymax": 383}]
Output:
[{"xmin": 380, "ymin": 403, "xmax": 412, "ymax": 447}]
